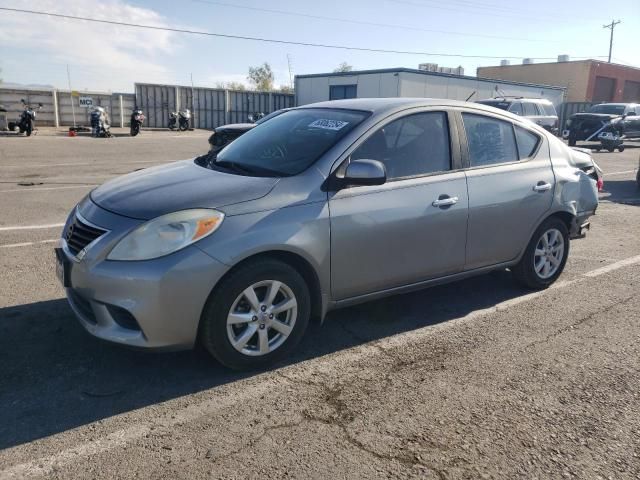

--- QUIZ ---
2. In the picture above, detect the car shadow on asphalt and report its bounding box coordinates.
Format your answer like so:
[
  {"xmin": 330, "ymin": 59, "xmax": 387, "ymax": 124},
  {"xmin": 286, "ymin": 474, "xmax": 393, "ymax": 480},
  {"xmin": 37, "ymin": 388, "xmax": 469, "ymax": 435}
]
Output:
[
  {"xmin": 0, "ymin": 269, "xmax": 530, "ymax": 450},
  {"xmin": 600, "ymin": 179, "xmax": 640, "ymax": 206}
]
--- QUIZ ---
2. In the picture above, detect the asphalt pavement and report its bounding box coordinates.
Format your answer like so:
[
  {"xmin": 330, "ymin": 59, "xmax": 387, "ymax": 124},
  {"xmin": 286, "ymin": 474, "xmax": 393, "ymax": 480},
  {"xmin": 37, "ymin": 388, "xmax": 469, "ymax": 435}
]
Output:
[{"xmin": 0, "ymin": 132, "xmax": 638, "ymax": 479}]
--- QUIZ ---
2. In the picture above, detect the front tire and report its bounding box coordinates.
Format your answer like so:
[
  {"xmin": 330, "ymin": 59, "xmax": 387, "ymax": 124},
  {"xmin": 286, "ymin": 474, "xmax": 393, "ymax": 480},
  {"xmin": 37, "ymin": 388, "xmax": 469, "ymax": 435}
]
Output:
[
  {"xmin": 25, "ymin": 120, "xmax": 33, "ymax": 137},
  {"xmin": 512, "ymin": 217, "xmax": 569, "ymax": 289},
  {"xmin": 200, "ymin": 259, "xmax": 311, "ymax": 370}
]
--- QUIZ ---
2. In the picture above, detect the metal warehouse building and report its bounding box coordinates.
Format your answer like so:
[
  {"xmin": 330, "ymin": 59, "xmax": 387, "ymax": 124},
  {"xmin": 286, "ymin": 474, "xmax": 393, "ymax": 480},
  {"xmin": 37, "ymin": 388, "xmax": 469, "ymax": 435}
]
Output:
[{"xmin": 295, "ymin": 67, "xmax": 565, "ymax": 107}]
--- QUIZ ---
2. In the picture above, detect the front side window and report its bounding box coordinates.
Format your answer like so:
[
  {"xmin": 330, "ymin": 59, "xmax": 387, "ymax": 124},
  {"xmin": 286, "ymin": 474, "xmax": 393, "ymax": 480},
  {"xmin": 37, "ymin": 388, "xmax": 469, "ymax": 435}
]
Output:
[
  {"xmin": 462, "ymin": 113, "xmax": 518, "ymax": 167},
  {"xmin": 351, "ymin": 112, "xmax": 451, "ymax": 180},
  {"xmin": 214, "ymin": 108, "xmax": 368, "ymax": 176},
  {"xmin": 509, "ymin": 102, "xmax": 524, "ymax": 115}
]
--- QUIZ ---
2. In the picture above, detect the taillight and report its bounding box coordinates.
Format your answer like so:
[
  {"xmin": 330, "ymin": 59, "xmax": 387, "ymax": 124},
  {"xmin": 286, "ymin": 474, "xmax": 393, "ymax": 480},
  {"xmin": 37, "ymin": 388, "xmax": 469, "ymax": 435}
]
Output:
[{"xmin": 597, "ymin": 178, "xmax": 604, "ymax": 191}]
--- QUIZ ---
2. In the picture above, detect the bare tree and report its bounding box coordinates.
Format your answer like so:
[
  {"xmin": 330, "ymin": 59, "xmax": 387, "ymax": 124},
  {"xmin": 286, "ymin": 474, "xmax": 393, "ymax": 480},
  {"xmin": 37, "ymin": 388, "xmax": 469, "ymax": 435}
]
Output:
[
  {"xmin": 277, "ymin": 85, "xmax": 294, "ymax": 94},
  {"xmin": 333, "ymin": 62, "xmax": 353, "ymax": 73},
  {"xmin": 247, "ymin": 63, "xmax": 274, "ymax": 91}
]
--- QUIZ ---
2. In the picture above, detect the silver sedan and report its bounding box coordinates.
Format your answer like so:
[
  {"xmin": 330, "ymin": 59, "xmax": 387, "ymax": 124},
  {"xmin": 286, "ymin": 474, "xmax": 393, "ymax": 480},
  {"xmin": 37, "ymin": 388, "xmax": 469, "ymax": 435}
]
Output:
[{"xmin": 56, "ymin": 98, "xmax": 599, "ymax": 369}]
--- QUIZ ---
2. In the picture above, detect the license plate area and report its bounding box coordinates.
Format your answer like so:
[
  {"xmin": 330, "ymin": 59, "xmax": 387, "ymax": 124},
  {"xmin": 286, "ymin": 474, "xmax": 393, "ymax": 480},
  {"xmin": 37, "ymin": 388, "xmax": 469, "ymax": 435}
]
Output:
[{"xmin": 55, "ymin": 247, "xmax": 72, "ymax": 288}]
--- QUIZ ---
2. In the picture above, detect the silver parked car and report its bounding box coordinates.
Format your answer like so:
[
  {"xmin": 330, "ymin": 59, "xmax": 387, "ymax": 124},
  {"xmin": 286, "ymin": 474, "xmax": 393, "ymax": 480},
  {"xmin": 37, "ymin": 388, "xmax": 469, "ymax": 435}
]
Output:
[{"xmin": 56, "ymin": 98, "xmax": 599, "ymax": 369}]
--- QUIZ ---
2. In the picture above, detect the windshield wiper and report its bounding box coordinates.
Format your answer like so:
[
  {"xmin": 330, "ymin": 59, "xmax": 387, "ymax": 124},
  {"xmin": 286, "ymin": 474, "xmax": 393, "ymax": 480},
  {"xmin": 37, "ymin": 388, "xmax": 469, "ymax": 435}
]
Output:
[{"xmin": 215, "ymin": 160, "xmax": 282, "ymax": 177}]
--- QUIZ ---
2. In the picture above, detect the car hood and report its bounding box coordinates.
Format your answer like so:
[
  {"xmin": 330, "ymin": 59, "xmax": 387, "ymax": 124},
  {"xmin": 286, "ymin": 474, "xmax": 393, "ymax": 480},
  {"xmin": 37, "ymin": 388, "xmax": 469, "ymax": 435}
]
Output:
[
  {"xmin": 214, "ymin": 123, "xmax": 255, "ymax": 133},
  {"xmin": 90, "ymin": 160, "xmax": 279, "ymax": 220}
]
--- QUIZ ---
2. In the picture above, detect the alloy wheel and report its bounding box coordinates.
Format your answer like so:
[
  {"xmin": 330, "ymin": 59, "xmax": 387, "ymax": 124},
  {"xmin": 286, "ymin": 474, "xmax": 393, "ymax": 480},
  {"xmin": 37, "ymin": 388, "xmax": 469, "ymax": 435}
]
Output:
[
  {"xmin": 226, "ymin": 280, "xmax": 298, "ymax": 356},
  {"xmin": 533, "ymin": 228, "xmax": 565, "ymax": 279}
]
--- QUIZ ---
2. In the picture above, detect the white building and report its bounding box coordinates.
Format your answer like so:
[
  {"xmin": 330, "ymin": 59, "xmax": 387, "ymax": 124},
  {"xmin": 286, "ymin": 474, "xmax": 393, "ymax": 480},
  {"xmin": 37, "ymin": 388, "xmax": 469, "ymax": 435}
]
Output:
[{"xmin": 295, "ymin": 68, "xmax": 566, "ymax": 107}]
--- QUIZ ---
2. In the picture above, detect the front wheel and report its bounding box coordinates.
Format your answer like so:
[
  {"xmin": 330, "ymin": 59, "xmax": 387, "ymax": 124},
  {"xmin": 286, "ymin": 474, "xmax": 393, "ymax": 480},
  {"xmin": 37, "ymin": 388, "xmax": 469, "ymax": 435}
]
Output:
[
  {"xmin": 512, "ymin": 217, "xmax": 569, "ymax": 289},
  {"xmin": 130, "ymin": 124, "xmax": 140, "ymax": 136},
  {"xmin": 25, "ymin": 120, "xmax": 33, "ymax": 137},
  {"xmin": 199, "ymin": 259, "xmax": 311, "ymax": 370}
]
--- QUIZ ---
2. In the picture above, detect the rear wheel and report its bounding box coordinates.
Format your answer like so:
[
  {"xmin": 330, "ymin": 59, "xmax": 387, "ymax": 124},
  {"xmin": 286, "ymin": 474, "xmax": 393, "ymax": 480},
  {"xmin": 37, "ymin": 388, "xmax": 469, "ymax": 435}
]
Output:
[
  {"xmin": 200, "ymin": 259, "xmax": 310, "ymax": 370},
  {"xmin": 512, "ymin": 217, "xmax": 569, "ymax": 289}
]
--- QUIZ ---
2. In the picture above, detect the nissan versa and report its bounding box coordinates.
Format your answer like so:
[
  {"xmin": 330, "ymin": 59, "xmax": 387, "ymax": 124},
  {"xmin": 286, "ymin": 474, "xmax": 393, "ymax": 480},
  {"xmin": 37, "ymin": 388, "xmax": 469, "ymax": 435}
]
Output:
[{"xmin": 56, "ymin": 99, "xmax": 599, "ymax": 370}]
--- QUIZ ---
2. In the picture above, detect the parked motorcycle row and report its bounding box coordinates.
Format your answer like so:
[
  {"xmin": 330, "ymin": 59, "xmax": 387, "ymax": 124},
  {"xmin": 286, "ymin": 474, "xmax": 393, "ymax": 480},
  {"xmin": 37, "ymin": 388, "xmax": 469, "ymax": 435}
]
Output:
[
  {"xmin": 168, "ymin": 108, "xmax": 191, "ymax": 131},
  {"xmin": 7, "ymin": 99, "xmax": 43, "ymax": 136}
]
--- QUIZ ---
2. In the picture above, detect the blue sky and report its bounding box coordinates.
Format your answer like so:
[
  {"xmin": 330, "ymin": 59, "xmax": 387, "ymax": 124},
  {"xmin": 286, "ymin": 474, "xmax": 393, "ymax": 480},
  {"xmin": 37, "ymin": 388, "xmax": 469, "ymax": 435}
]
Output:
[{"xmin": 0, "ymin": 0, "xmax": 638, "ymax": 92}]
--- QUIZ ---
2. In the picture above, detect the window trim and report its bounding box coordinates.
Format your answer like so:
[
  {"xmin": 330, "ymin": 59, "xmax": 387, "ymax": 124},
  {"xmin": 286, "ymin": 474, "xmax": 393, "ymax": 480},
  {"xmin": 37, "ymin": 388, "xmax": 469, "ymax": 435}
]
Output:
[
  {"xmin": 328, "ymin": 107, "xmax": 462, "ymax": 190},
  {"xmin": 457, "ymin": 109, "xmax": 543, "ymax": 170}
]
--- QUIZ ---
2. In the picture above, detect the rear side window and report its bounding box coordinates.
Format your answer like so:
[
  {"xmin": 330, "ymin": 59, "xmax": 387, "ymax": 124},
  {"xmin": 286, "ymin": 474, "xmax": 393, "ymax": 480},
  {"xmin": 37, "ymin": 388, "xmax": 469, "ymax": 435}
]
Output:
[
  {"xmin": 523, "ymin": 102, "xmax": 538, "ymax": 116},
  {"xmin": 515, "ymin": 127, "xmax": 540, "ymax": 159},
  {"xmin": 462, "ymin": 113, "xmax": 518, "ymax": 167},
  {"xmin": 352, "ymin": 111, "xmax": 451, "ymax": 179}
]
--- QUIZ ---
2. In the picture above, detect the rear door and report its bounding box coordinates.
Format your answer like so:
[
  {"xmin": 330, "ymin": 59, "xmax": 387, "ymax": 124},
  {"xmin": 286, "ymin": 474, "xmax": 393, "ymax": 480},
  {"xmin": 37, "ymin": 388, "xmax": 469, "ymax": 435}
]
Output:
[{"xmin": 458, "ymin": 110, "xmax": 554, "ymax": 270}]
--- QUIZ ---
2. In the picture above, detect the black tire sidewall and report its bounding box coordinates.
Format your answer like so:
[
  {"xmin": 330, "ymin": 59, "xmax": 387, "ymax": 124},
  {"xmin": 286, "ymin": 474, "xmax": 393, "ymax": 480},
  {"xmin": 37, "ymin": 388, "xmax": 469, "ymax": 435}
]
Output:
[
  {"xmin": 200, "ymin": 260, "xmax": 311, "ymax": 370},
  {"xmin": 514, "ymin": 218, "xmax": 570, "ymax": 289}
]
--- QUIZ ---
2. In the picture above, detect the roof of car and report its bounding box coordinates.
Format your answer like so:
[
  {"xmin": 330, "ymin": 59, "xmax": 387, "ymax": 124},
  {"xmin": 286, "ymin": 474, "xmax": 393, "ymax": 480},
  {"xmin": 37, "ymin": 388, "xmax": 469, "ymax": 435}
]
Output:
[
  {"xmin": 593, "ymin": 103, "xmax": 638, "ymax": 107},
  {"xmin": 295, "ymin": 97, "xmax": 500, "ymax": 115},
  {"xmin": 478, "ymin": 97, "xmax": 553, "ymax": 103}
]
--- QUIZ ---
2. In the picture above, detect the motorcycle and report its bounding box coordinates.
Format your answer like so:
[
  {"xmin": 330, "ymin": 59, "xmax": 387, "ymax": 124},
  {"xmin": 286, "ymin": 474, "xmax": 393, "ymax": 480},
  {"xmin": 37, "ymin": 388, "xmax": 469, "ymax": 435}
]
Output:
[
  {"xmin": 130, "ymin": 108, "xmax": 145, "ymax": 136},
  {"xmin": 168, "ymin": 108, "xmax": 191, "ymax": 131},
  {"xmin": 90, "ymin": 106, "xmax": 112, "ymax": 138},
  {"xmin": 16, "ymin": 99, "xmax": 43, "ymax": 136}
]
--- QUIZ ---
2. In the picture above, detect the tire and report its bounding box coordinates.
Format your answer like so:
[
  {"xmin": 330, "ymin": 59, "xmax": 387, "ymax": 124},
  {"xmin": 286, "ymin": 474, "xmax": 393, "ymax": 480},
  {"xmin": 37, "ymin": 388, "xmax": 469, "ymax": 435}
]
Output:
[
  {"xmin": 25, "ymin": 120, "xmax": 33, "ymax": 137},
  {"xmin": 594, "ymin": 147, "xmax": 601, "ymax": 152},
  {"xmin": 618, "ymin": 145, "xmax": 625, "ymax": 152},
  {"xmin": 130, "ymin": 125, "xmax": 139, "ymax": 136},
  {"xmin": 512, "ymin": 217, "xmax": 569, "ymax": 290},
  {"xmin": 607, "ymin": 146, "xmax": 615, "ymax": 153},
  {"xmin": 199, "ymin": 259, "xmax": 311, "ymax": 370},
  {"xmin": 568, "ymin": 138, "xmax": 576, "ymax": 147}
]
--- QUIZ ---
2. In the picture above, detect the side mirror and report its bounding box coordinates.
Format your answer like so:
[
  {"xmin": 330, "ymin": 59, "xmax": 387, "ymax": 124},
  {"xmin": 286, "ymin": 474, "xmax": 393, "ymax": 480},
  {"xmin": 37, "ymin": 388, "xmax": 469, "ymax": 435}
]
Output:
[{"xmin": 342, "ymin": 159, "xmax": 386, "ymax": 187}]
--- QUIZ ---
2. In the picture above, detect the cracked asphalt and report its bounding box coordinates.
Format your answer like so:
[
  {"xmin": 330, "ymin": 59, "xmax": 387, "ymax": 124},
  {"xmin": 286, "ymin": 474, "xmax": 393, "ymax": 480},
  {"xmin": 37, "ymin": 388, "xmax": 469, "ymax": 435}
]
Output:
[{"xmin": 0, "ymin": 133, "xmax": 639, "ymax": 479}]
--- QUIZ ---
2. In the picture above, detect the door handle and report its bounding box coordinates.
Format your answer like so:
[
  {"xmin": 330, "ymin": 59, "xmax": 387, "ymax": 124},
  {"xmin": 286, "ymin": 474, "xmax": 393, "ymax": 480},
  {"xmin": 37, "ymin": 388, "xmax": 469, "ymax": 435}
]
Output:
[
  {"xmin": 432, "ymin": 196, "xmax": 459, "ymax": 207},
  {"xmin": 533, "ymin": 182, "xmax": 552, "ymax": 192}
]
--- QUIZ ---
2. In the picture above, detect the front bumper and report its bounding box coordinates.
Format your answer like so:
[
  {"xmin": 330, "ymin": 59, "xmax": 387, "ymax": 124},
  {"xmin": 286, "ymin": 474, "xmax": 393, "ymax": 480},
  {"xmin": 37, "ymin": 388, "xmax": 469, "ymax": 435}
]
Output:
[{"xmin": 60, "ymin": 201, "xmax": 229, "ymax": 350}]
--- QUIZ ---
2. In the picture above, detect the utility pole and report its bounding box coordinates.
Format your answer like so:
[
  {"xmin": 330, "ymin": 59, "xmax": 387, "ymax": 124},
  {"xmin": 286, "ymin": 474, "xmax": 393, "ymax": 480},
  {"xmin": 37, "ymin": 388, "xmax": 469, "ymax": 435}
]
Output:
[
  {"xmin": 603, "ymin": 20, "xmax": 621, "ymax": 63},
  {"xmin": 66, "ymin": 64, "xmax": 76, "ymax": 128},
  {"xmin": 287, "ymin": 54, "xmax": 294, "ymax": 89}
]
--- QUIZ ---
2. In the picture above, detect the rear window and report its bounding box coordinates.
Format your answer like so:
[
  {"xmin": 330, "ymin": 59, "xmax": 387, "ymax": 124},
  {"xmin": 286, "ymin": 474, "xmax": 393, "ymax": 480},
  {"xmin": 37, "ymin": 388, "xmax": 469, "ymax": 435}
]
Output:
[
  {"xmin": 541, "ymin": 103, "xmax": 557, "ymax": 116},
  {"xmin": 523, "ymin": 102, "xmax": 538, "ymax": 116},
  {"xmin": 515, "ymin": 127, "xmax": 540, "ymax": 159},
  {"xmin": 215, "ymin": 108, "xmax": 368, "ymax": 176},
  {"xmin": 589, "ymin": 104, "xmax": 626, "ymax": 115}
]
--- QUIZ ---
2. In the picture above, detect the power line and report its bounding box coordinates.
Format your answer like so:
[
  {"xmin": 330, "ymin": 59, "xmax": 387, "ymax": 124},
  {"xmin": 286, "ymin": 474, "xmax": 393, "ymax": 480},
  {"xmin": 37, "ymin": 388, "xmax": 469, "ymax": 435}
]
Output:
[
  {"xmin": 0, "ymin": 7, "xmax": 603, "ymax": 61},
  {"xmin": 190, "ymin": 0, "xmax": 560, "ymax": 43}
]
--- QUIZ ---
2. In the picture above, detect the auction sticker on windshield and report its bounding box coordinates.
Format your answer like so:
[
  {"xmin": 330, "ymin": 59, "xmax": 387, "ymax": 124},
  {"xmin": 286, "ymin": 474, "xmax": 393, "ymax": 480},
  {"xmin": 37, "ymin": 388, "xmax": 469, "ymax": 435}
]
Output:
[{"xmin": 308, "ymin": 119, "xmax": 349, "ymax": 131}]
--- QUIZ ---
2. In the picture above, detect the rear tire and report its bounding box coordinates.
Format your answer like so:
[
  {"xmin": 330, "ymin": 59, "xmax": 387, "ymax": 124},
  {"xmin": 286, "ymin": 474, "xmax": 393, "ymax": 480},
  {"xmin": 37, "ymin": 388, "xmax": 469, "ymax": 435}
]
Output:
[
  {"xmin": 199, "ymin": 259, "xmax": 311, "ymax": 370},
  {"xmin": 512, "ymin": 217, "xmax": 569, "ymax": 290}
]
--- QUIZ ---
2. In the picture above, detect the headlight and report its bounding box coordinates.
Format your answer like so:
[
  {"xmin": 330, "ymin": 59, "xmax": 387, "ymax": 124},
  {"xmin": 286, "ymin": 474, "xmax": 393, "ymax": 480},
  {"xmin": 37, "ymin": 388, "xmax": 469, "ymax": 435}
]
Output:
[{"xmin": 107, "ymin": 209, "xmax": 224, "ymax": 261}]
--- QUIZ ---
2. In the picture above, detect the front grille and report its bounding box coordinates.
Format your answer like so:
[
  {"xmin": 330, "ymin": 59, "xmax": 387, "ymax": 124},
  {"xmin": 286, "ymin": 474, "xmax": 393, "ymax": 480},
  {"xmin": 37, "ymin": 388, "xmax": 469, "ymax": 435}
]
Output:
[{"xmin": 65, "ymin": 213, "xmax": 106, "ymax": 256}]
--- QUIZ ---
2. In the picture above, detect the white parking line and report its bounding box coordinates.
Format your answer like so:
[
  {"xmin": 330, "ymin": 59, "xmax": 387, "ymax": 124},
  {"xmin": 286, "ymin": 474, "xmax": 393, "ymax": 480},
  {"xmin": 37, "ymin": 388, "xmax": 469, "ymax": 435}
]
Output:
[
  {"xmin": 0, "ymin": 185, "xmax": 96, "ymax": 194},
  {"xmin": 0, "ymin": 239, "xmax": 58, "ymax": 248},
  {"xmin": 2, "ymin": 253, "xmax": 640, "ymax": 480},
  {"xmin": 0, "ymin": 224, "xmax": 64, "ymax": 232},
  {"xmin": 604, "ymin": 169, "xmax": 637, "ymax": 176}
]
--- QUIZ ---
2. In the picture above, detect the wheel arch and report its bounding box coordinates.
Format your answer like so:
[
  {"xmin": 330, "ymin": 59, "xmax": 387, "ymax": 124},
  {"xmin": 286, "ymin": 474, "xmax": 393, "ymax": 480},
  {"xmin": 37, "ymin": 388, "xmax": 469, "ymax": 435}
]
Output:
[{"xmin": 202, "ymin": 249, "xmax": 325, "ymax": 327}]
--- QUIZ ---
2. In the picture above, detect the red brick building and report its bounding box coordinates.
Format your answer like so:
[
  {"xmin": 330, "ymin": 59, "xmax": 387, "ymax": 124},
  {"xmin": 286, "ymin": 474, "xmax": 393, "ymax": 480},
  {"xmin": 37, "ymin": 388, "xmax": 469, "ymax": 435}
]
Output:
[{"xmin": 477, "ymin": 59, "xmax": 640, "ymax": 103}]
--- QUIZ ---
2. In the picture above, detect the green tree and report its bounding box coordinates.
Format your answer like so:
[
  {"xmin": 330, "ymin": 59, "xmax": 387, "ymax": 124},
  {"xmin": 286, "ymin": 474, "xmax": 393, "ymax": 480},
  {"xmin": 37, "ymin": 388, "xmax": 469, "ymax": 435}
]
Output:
[
  {"xmin": 277, "ymin": 85, "xmax": 294, "ymax": 94},
  {"xmin": 333, "ymin": 62, "xmax": 353, "ymax": 73},
  {"xmin": 247, "ymin": 63, "xmax": 274, "ymax": 91},
  {"xmin": 215, "ymin": 81, "xmax": 246, "ymax": 91}
]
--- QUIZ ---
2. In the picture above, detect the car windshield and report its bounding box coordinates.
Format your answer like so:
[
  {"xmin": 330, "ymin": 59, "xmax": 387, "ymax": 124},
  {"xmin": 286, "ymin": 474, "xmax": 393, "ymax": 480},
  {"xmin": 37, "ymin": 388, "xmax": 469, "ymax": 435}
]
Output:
[
  {"xmin": 212, "ymin": 108, "xmax": 369, "ymax": 176},
  {"xmin": 254, "ymin": 109, "xmax": 285, "ymax": 125},
  {"xmin": 589, "ymin": 104, "xmax": 626, "ymax": 115},
  {"xmin": 477, "ymin": 100, "xmax": 511, "ymax": 111}
]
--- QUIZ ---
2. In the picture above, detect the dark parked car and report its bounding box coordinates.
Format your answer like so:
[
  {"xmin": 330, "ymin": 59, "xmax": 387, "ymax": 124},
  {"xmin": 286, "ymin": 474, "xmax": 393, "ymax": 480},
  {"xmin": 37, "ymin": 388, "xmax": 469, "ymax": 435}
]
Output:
[
  {"xmin": 476, "ymin": 97, "xmax": 559, "ymax": 135},
  {"xmin": 564, "ymin": 103, "xmax": 640, "ymax": 151},
  {"xmin": 208, "ymin": 109, "xmax": 289, "ymax": 150}
]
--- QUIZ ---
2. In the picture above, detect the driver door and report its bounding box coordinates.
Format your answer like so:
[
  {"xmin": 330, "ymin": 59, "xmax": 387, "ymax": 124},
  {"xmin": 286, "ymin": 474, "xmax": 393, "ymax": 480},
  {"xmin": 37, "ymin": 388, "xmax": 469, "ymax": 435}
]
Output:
[{"xmin": 329, "ymin": 110, "xmax": 468, "ymax": 301}]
